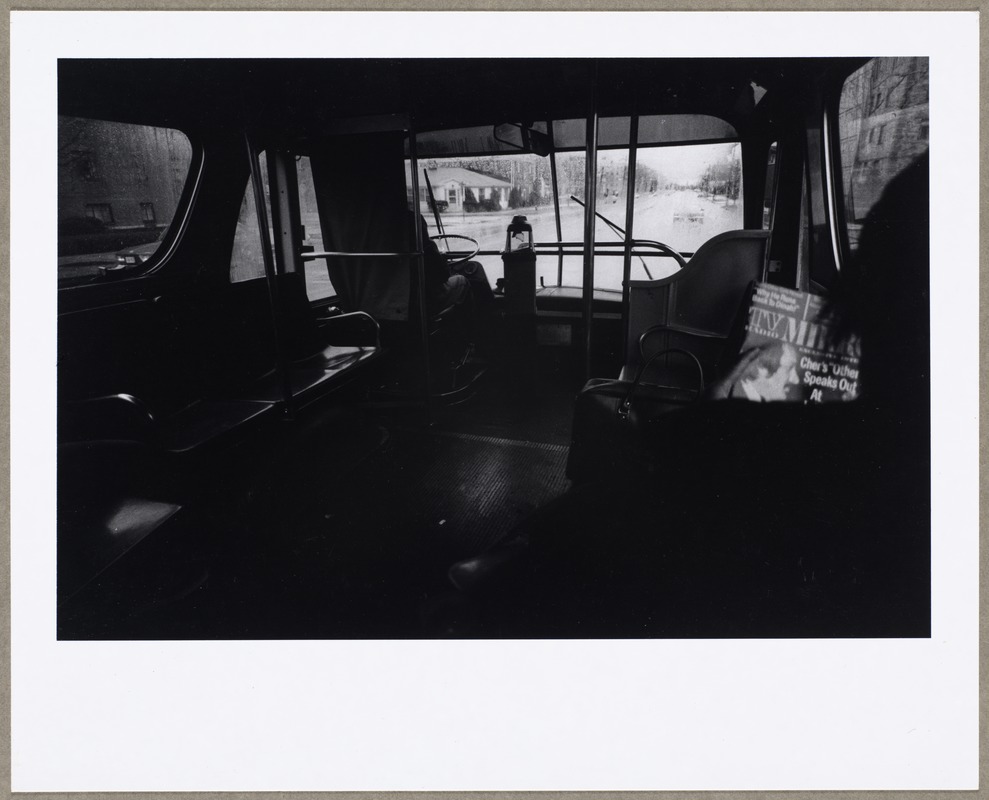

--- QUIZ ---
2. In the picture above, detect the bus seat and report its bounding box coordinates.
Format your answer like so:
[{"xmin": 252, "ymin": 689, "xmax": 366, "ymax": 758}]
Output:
[
  {"xmin": 198, "ymin": 274, "xmax": 379, "ymax": 411},
  {"xmin": 275, "ymin": 270, "xmax": 380, "ymax": 370},
  {"xmin": 60, "ymin": 392, "xmax": 278, "ymax": 455},
  {"xmin": 621, "ymin": 229, "xmax": 769, "ymax": 384},
  {"xmin": 58, "ymin": 261, "xmax": 386, "ymax": 459},
  {"xmin": 58, "ymin": 283, "xmax": 282, "ymax": 455}
]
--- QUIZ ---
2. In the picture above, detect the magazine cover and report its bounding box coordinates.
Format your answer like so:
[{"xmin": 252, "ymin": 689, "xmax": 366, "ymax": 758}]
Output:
[{"xmin": 730, "ymin": 282, "xmax": 861, "ymax": 403}]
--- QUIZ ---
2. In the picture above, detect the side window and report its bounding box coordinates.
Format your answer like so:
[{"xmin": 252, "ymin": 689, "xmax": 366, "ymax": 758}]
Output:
[
  {"xmin": 230, "ymin": 153, "xmax": 335, "ymax": 301},
  {"xmin": 837, "ymin": 57, "xmax": 929, "ymax": 256},
  {"xmin": 296, "ymin": 156, "xmax": 335, "ymax": 301},
  {"xmin": 762, "ymin": 142, "xmax": 778, "ymax": 230},
  {"xmin": 230, "ymin": 171, "xmax": 265, "ymax": 283},
  {"xmin": 58, "ymin": 116, "xmax": 194, "ymax": 285},
  {"xmin": 229, "ymin": 152, "xmax": 272, "ymax": 284}
]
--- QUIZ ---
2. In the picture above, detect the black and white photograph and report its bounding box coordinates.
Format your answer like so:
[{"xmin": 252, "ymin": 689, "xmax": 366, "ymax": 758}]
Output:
[
  {"xmin": 54, "ymin": 52, "xmax": 936, "ymax": 640},
  {"xmin": 10, "ymin": 9, "xmax": 980, "ymax": 793}
]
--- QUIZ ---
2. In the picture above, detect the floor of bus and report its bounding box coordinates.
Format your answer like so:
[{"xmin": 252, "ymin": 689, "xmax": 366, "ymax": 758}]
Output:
[{"xmin": 57, "ymin": 343, "xmax": 588, "ymax": 640}]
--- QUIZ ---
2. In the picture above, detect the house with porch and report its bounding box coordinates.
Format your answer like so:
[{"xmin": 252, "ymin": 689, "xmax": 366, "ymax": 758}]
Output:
[{"xmin": 407, "ymin": 165, "xmax": 513, "ymax": 212}]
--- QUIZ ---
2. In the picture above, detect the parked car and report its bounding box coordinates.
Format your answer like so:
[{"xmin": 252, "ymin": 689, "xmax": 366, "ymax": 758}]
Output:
[{"xmin": 673, "ymin": 207, "xmax": 705, "ymax": 223}]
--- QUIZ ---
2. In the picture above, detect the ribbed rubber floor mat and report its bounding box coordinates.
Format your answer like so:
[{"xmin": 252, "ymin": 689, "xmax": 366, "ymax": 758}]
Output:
[
  {"xmin": 331, "ymin": 427, "xmax": 572, "ymax": 559},
  {"xmin": 401, "ymin": 429, "xmax": 570, "ymax": 555}
]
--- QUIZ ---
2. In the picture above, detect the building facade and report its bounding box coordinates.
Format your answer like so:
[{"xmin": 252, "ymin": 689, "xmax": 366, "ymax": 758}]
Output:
[{"xmin": 58, "ymin": 116, "xmax": 193, "ymax": 230}]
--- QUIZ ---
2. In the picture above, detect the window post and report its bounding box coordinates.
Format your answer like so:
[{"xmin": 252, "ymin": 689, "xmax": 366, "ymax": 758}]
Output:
[
  {"xmin": 245, "ymin": 135, "xmax": 294, "ymax": 416},
  {"xmin": 581, "ymin": 80, "xmax": 600, "ymax": 382},
  {"xmin": 547, "ymin": 120, "xmax": 564, "ymax": 287},
  {"xmin": 621, "ymin": 113, "xmax": 639, "ymax": 360},
  {"xmin": 407, "ymin": 117, "xmax": 432, "ymax": 425}
]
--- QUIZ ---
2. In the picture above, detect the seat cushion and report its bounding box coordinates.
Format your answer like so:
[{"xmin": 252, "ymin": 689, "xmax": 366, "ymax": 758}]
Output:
[{"xmin": 157, "ymin": 399, "xmax": 277, "ymax": 454}]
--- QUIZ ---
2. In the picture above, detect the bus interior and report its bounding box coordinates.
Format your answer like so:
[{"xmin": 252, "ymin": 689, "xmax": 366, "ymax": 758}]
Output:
[{"xmin": 56, "ymin": 57, "xmax": 931, "ymax": 639}]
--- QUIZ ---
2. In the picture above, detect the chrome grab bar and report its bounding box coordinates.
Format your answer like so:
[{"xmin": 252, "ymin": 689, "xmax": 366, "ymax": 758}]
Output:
[
  {"xmin": 301, "ymin": 251, "xmax": 421, "ymax": 261},
  {"xmin": 301, "ymin": 241, "xmax": 690, "ymax": 261}
]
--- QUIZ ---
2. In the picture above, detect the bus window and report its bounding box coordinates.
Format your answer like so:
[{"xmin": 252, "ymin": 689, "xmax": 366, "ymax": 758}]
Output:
[
  {"xmin": 229, "ymin": 151, "xmax": 272, "ymax": 284},
  {"xmin": 410, "ymin": 114, "xmax": 741, "ymax": 292},
  {"xmin": 837, "ymin": 57, "xmax": 929, "ymax": 256},
  {"xmin": 626, "ymin": 142, "xmax": 744, "ymax": 282},
  {"xmin": 407, "ymin": 153, "xmax": 558, "ymax": 287},
  {"xmin": 411, "ymin": 143, "xmax": 743, "ymax": 292},
  {"xmin": 551, "ymin": 115, "xmax": 742, "ymax": 288},
  {"xmin": 57, "ymin": 116, "xmax": 193, "ymax": 285},
  {"xmin": 763, "ymin": 142, "xmax": 778, "ymax": 229},
  {"xmin": 553, "ymin": 149, "xmax": 632, "ymax": 289},
  {"xmin": 296, "ymin": 155, "xmax": 335, "ymax": 301}
]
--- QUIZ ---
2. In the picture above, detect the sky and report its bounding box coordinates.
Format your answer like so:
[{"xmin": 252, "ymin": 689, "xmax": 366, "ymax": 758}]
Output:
[{"xmin": 595, "ymin": 142, "xmax": 739, "ymax": 185}]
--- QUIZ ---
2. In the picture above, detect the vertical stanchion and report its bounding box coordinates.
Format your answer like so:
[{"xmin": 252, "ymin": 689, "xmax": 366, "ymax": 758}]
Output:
[
  {"xmin": 621, "ymin": 113, "xmax": 639, "ymax": 362},
  {"xmin": 407, "ymin": 118, "xmax": 432, "ymax": 426},
  {"xmin": 581, "ymin": 74, "xmax": 600, "ymax": 383},
  {"xmin": 246, "ymin": 135, "xmax": 294, "ymax": 416},
  {"xmin": 548, "ymin": 120, "xmax": 564, "ymax": 287}
]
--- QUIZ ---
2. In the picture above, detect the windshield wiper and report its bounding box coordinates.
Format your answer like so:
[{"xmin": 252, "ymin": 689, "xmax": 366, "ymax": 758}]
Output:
[{"xmin": 569, "ymin": 195, "xmax": 653, "ymax": 280}]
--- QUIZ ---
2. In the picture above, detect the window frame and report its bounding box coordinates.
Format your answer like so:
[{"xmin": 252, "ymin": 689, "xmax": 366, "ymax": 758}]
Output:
[{"xmin": 823, "ymin": 62, "xmax": 863, "ymax": 278}]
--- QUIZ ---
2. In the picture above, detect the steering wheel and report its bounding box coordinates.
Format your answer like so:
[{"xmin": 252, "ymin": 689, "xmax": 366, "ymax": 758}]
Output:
[
  {"xmin": 430, "ymin": 234, "xmax": 480, "ymax": 268},
  {"xmin": 630, "ymin": 239, "xmax": 689, "ymax": 272}
]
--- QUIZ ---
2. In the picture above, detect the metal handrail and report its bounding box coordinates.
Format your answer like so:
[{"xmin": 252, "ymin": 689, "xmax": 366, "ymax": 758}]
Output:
[
  {"xmin": 532, "ymin": 240, "xmax": 687, "ymax": 260},
  {"xmin": 300, "ymin": 251, "xmax": 420, "ymax": 261},
  {"xmin": 301, "ymin": 242, "xmax": 688, "ymax": 261}
]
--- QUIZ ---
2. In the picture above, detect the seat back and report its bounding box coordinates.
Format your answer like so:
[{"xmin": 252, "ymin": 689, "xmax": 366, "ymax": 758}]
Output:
[
  {"xmin": 272, "ymin": 271, "xmax": 327, "ymax": 358},
  {"xmin": 184, "ymin": 278, "xmax": 279, "ymax": 396},
  {"xmin": 625, "ymin": 229, "xmax": 769, "ymax": 379}
]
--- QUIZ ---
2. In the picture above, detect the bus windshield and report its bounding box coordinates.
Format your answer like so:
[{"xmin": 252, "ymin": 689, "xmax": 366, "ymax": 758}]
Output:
[{"xmin": 413, "ymin": 141, "xmax": 743, "ymax": 291}]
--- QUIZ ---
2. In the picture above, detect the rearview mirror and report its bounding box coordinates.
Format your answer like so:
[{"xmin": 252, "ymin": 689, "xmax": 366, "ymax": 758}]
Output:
[{"xmin": 493, "ymin": 122, "xmax": 552, "ymax": 157}]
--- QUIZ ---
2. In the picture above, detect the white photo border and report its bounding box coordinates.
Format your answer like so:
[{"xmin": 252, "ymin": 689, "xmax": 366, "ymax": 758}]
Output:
[{"xmin": 10, "ymin": 10, "xmax": 980, "ymax": 792}]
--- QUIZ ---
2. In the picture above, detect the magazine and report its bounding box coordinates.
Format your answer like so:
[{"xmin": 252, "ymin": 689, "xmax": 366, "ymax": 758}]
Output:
[{"xmin": 729, "ymin": 282, "xmax": 861, "ymax": 403}]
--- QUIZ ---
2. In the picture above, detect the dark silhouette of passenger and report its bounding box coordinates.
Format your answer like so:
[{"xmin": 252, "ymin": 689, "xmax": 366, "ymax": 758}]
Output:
[{"xmin": 844, "ymin": 151, "xmax": 930, "ymax": 420}]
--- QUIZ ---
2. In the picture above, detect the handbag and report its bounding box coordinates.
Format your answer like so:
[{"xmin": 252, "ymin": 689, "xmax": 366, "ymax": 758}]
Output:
[{"xmin": 566, "ymin": 348, "xmax": 705, "ymax": 483}]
